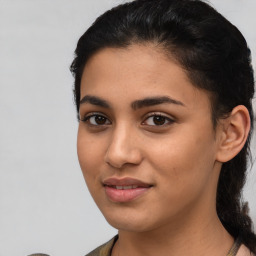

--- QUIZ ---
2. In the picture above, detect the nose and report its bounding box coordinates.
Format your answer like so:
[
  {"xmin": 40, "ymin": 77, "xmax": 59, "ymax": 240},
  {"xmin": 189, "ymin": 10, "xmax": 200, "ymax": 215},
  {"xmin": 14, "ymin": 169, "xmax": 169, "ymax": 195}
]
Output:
[{"xmin": 104, "ymin": 125, "xmax": 143, "ymax": 169}]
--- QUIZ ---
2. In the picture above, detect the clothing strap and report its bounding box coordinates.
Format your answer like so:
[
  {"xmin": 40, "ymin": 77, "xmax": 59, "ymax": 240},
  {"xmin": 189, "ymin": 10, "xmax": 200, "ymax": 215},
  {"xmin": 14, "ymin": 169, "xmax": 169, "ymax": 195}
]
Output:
[
  {"xmin": 28, "ymin": 254, "xmax": 50, "ymax": 256},
  {"xmin": 226, "ymin": 237, "xmax": 242, "ymax": 256}
]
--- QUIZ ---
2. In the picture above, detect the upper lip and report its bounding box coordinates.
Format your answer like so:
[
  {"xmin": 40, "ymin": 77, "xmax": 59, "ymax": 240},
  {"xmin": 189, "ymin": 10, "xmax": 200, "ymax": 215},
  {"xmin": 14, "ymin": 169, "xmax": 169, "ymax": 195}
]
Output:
[{"xmin": 103, "ymin": 177, "xmax": 152, "ymax": 187}]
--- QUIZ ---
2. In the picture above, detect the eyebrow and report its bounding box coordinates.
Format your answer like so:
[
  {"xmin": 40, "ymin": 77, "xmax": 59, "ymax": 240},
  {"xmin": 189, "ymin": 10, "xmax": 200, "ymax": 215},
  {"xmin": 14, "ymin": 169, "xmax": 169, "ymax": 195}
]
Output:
[
  {"xmin": 80, "ymin": 95, "xmax": 110, "ymax": 108},
  {"xmin": 131, "ymin": 96, "xmax": 185, "ymax": 110},
  {"xmin": 79, "ymin": 95, "xmax": 185, "ymax": 109}
]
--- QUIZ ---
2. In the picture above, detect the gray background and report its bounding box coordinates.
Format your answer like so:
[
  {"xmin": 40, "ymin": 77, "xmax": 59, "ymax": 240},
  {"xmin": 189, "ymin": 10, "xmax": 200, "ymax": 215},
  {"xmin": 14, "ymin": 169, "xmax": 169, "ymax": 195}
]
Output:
[{"xmin": 0, "ymin": 1, "xmax": 255, "ymax": 255}]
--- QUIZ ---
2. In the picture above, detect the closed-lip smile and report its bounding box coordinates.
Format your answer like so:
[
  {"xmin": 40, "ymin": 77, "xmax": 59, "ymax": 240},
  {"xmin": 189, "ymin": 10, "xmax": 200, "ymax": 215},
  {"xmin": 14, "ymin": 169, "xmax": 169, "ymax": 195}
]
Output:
[{"xmin": 103, "ymin": 177, "xmax": 153, "ymax": 202}]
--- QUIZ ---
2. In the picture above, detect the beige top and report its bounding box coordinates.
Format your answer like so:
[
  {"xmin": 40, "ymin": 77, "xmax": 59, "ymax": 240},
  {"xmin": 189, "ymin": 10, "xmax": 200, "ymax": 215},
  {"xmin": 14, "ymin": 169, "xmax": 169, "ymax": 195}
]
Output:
[
  {"xmin": 85, "ymin": 236, "xmax": 255, "ymax": 256},
  {"xmin": 237, "ymin": 244, "xmax": 255, "ymax": 256}
]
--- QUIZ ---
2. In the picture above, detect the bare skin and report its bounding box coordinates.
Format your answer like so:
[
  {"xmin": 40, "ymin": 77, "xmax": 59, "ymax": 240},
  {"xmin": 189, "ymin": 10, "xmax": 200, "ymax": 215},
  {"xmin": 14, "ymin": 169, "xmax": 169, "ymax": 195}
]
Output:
[{"xmin": 77, "ymin": 44, "xmax": 250, "ymax": 256}]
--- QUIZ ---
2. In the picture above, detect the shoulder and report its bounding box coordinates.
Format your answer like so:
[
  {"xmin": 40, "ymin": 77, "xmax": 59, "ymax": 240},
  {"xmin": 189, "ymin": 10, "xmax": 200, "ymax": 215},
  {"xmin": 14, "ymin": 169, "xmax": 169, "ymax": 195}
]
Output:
[{"xmin": 85, "ymin": 236, "xmax": 118, "ymax": 256}]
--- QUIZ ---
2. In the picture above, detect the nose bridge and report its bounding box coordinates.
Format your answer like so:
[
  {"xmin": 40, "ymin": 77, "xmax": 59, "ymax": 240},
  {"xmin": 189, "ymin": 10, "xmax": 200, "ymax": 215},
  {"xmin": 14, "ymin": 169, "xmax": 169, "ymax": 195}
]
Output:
[
  {"xmin": 111, "ymin": 122, "xmax": 130, "ymax": 149},
  {"xmin": 104, "ymin": 122, "xmax": 142, "ymax": 168}
]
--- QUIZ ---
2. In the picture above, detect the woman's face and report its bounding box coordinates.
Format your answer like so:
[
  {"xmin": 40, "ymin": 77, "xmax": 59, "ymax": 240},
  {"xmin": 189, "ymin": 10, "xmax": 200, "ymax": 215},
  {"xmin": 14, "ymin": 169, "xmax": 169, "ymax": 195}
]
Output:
[{"xmin": 77, "ymin": 44, "xmax": 222, "ymax": 232}]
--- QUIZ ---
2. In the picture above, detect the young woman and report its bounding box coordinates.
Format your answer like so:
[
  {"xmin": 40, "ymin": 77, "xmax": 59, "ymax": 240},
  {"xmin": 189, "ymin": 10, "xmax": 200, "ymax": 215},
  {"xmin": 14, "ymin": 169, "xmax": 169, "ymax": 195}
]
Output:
[{"xmin": 70, "ymin": 0, "xmax": 256, "ymax": 255}]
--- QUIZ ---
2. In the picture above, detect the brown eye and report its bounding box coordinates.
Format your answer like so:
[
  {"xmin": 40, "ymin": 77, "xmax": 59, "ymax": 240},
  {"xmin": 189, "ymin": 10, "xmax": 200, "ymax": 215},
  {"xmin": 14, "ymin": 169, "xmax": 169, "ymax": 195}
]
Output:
[
  {"xmin": 152, "ymin": 116, "xmax": 166, "ymax": 125},
  {"xmin": 82, "ymin": 114, "xmax": 111, "ymax": 126},
  {"xmin": 143, "ymin": 114, "xmax": 174, "ymax": 126},
  {"xmin": 94, "ymin": 115, "xmax": 108, "ymax": 125}
]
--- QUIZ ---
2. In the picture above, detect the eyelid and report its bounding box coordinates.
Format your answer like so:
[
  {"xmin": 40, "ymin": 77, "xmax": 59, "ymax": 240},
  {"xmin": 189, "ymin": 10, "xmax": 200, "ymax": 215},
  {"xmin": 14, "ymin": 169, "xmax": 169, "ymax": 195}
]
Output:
[
  {"xmin": 142, "ymin": 112, "xmax": 175, "ymax": 126},
  {"xmin": 79, "ymin": 112, "xmax": 111, "ymax": 124},
  {"xmin": 79, "ymin": 111, "xmax": 175, "ymax": 127}
]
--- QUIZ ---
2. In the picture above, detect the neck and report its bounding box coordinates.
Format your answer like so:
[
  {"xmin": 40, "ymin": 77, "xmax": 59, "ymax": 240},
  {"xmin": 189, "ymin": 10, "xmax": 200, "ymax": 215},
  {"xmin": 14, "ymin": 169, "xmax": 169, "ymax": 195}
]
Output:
[{"xmin": 113, "ymin": 209, "xmax": 234, "ymax": 256}]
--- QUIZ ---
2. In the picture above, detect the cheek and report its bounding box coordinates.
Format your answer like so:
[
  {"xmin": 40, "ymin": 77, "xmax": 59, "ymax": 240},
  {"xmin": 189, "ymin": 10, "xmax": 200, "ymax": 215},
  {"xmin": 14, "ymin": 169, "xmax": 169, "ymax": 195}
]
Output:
[
  {"xmin": 77, "ymin": 127, "xmax": 104, "ymax": 181},
  {"xmin": 147, "ymin": 127, "xmax": 216, "ymax": 189},
  {"xmin": 143, "ymin": 135, "xmax": 217, "ymax": 221}
]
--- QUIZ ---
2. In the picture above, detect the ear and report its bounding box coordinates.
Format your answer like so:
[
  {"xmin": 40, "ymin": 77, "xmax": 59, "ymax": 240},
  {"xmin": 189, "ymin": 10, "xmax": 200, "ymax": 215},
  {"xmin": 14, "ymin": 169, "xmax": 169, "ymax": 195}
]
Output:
[{"xmin": 216, "ymin": 105, "xmax": 251, "ymax": 163}]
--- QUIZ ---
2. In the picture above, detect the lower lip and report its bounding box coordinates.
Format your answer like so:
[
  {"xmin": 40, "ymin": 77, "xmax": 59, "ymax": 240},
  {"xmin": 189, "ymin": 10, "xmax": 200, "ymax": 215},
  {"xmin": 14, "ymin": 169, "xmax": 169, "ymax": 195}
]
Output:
[{"xmin": 104, "ymin": 186, "xmax": 150, "ymax": 203}]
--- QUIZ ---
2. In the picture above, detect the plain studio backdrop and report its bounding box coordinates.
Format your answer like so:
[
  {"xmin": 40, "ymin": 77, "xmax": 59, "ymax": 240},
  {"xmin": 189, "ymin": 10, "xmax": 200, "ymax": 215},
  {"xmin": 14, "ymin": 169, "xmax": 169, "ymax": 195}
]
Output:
[{"xmin": 0, "ymin": 0, "xmax": 255, "ymax": 255}]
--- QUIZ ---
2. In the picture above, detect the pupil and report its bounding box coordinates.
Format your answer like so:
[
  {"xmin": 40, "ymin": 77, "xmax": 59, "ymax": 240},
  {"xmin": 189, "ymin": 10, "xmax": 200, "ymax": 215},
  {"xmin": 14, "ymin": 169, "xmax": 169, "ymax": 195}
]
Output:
[
  {"xmin": 95, "ymin": 116, "xmax": 106, "ymax": 124},
  {"xmin": 153, "ymin": 116, "xmax": 165, "ymax": 125}
]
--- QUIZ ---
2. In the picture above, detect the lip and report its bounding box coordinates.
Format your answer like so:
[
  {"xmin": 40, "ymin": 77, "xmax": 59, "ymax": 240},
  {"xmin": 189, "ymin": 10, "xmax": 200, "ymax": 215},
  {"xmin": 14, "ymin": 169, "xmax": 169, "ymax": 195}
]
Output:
[
  {"xmin": 103, "ymin": 177, "xmax": 152, "ymax": 187},
  {"xmin": 103, "ymin": 177, "xmax": 152, "ymax": 203}
]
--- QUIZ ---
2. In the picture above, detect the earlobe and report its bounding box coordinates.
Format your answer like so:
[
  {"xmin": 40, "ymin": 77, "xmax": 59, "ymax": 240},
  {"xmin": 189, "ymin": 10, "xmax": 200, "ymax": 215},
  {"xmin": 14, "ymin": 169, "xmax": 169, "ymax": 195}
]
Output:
[{"xmin": 216, "ymin": 105, "xmax": 251, "ymax": 163}]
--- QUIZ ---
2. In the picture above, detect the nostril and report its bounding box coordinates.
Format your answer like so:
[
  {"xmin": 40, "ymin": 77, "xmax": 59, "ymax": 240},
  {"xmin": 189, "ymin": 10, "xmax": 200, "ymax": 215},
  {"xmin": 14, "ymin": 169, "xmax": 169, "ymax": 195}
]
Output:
[
  {"xmin": 104, "ymin": 130, "xmax": 143, "ymax": 168},
  {"xmin": 104, "ymin": 147, "xmax": 143, "ymax": 169}
]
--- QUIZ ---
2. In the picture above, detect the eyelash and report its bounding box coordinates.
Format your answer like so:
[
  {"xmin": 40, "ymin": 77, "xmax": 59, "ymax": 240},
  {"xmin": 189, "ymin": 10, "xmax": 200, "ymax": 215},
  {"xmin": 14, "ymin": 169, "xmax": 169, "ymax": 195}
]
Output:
[
  {"xmin": 80, "ymin": 112, "xmax": 175, "ymax": 127},
  {"xmin": 142, "ymin": 112, "xmax": 175, "ymax": 126},
  {"xmin": 80, "ymin": 112, "xmax": 111, "ymax": 126}
]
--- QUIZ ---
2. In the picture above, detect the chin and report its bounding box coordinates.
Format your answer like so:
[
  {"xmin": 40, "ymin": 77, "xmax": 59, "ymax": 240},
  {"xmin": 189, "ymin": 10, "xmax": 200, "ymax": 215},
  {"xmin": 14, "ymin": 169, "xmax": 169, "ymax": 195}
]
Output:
[
  {"xmin": 107, "ymin": 218, "xmax": 151, "ymax": 233},
  {"xmin": 102, "ymin": 208, "xmax": 159, "ymax": 233}
]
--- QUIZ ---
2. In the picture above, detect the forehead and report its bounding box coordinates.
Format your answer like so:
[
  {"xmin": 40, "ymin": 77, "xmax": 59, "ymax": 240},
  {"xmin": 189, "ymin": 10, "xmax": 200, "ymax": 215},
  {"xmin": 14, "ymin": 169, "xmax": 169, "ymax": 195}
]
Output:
[{"xmin": 80, "ymin": 44, "xmax": 211, "ymax": 111}]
